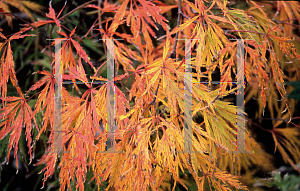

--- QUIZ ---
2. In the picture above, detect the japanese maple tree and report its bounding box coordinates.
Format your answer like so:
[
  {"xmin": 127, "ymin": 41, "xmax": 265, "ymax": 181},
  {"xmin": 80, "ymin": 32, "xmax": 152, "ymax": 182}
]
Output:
[{"xmin": 1, "ymin": 0, "xmax": 300, "ymax": 190}]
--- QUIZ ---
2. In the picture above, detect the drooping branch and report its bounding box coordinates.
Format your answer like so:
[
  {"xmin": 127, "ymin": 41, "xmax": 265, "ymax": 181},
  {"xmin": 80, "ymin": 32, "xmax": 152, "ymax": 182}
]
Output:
[{"xmin": 141, "ymin": 0, "xmax": 182, "ymax": 118}]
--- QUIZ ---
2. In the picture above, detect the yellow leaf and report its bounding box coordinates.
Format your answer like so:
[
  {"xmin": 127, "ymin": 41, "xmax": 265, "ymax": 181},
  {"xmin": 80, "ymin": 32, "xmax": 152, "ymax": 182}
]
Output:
[
  {"xmin": 153, "ymin": 95, "xmax": 169, "ymax": 108},
  {"xmin": 170, "ymin": 15, "xmax": 199, "ymax": 35},
  {"xmin": 119, "ymin": 109, "xmax": 135, "ymax": 120}
]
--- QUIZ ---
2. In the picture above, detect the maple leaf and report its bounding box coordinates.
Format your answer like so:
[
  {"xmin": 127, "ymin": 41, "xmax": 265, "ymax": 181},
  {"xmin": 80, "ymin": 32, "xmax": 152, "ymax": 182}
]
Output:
[
  {"xmin": 271, "ymin": 128, "xmax": 300, "ymax": 169},
  {"xmin": 57, "ymin": 27, "xmax": 95, "ymax": 71},
  {"xmin": 26, "ymin": 70, "xmax": 58, "ymax": 142},
  {"xmin": 45, "ymin": 1, "xmax": 66, "ymax": 31},
  {"xmin": 0, "ymin": 94, "xmax": 38, "ymax": 169},
  {"xmin": 0, "ymin": 34, "xmax": 34, "ymax": 101}
]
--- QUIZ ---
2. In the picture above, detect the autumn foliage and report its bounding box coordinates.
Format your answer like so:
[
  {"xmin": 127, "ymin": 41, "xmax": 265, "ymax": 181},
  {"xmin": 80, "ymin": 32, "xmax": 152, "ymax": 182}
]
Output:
[{"xmin": 1, "ymin": 0, "xmax": 300, "ymax": 190}]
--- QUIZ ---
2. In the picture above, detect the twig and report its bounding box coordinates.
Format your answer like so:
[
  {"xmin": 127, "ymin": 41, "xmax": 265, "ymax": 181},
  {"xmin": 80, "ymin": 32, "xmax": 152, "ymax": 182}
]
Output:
[
  {"xmin": 246, "ymin": 118, "xmax": 272, "ymax": 133},
  {"xmin": 0, "ymin": 12, "xmax": 37, "ymax": 29},
  {"xmin": 280, "ymin": 18, "xmax": 300, "ymax": 22},
  {"xmin": 272, "ymin": 20, "xmax": 300, "ymax": 27},
  {"xmin": 58, "ymin": 0, "xmax": 97, "ymax": 21},
  {"xmin": 140, "ymin": 80, "xmax": 161, "ymax": 117},
  {"xmin": 252, "ymin": 117, "xmax": 300, "ymax": 128},
  {"xmin": 198, "ymin": 94, "xmax": 220, "ymax": 111},
  {"xmin": 289, "ymin": 122, "xmax": 300, "ymax": 128},
  {"xmin": 50, "ymin": 24, "xmax": 54, "ymax": 67},
  {"xmin": 83, "ymin": 17, "xmax": 99, "ymax": 39},
  {"xmin": 225, "ymin": 30, "xmax": 265, "ymax": 35},
  {"xmin": 179, "ymin": 10, "xmax": 189, "ymax": 20},
  {"xmin": 98, "ymin": 0, "xmax": 102, "ymax": 30},
  {"xmin": 160, "ymin": 105, "xmax": 167, "ymax": 118},
  {"xmin": 255, "ymin": 117, "xmax": 288, "ymax": 122},
  {"xmin": 170, "ymin": 0, "xmax": 182, "ymax": 60},
  {"xmin": 272, "ymin": 4, "xmax": 280, "ymax": 21}
]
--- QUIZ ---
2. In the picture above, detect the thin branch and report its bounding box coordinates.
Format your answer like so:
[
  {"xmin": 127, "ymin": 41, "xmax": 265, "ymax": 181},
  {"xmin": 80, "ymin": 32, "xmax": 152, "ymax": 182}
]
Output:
[
  {"xmin": 280, "ymin": 18, "xmax": 300, "ymax": 22},
  {"xmin": 272, "ymin": 5, "xmax": 280, "ymax": 21},
  {"xmin": 140, "ymin": 80, "xmax": 161, "ymax": 117},
  {"xmin": 170, "ymin": 0, "xmax": 182, "ymax": 60},
  {"xmin": 49, "ymin": 24, "xmax": 54, "ymax": 67},
  {"xmin": 83, "ymin": 17, "xmax": 99, "ymax": 39},
  {"xmin": 247, "ymin": 119, "xmax": 272, "ymax": 133},
  {"xmin": 180, "ymin": 11, "xmax": 190, "ymax": 20},
  {"xmin": 252, "ymin": 117, "xmax": 300, "ymax": 128},
  {"xmin": 98, "ymin": 0, "xmax": 102, "ymax": 30},
  {"xmin": 58, "ymin": 0, "xmax": 97, "ymax": 21},
  {"xmin": 0, "ymin": 12, "xmax": 37, "ymax": 29},
  {"xmin": 272, "ymin": 20, "xmax": 300, "ymax": 27},
  {"xmin": 289, "ymin": 122, "xmax": 300, "ymax": 128},
  {"xmin": 160, "ymin": 105, "xmax": 167, "ymax": 117},
  {"xmin": 225, "ymin": 30, "xmax": 265, "ymax": 35},
  {"xmin": 255, "ymin": 117, "xmax": 288, "ymax": 122},
  {"xmin": 198, "ymin": 94, "xmax": 220, "ymax": 111}
]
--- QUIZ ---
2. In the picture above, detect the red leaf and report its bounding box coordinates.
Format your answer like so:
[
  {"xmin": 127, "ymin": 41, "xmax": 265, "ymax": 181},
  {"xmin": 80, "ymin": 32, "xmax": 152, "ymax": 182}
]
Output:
[
  {"xmin": 71, "ymin": 39, "xmax": 94, "ymax": 70},
  {"xmin": 26, "ymin": 71, "xmax": 51, "ymax": 93},
  {"xmin": 46, "ymin": 3, "xmax": 61, "ymax": 30},
  {"xmin": 10, "ymin": 34, "xmax": 36, "ymax": 40},
  {"xmin": 57, "ymin": 30, "xmax": 68, "ymax": 38}
]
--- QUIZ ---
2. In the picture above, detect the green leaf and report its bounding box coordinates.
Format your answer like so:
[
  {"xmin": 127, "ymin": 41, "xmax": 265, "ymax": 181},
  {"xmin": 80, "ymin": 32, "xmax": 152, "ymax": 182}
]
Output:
[
  {"xmin": 286, "ymin": 80, "xmax": 300, "ymax": 100},
  {"xmin": 82, "ymin": 39, "xmax": 103, "ymax": 55}
]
